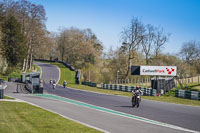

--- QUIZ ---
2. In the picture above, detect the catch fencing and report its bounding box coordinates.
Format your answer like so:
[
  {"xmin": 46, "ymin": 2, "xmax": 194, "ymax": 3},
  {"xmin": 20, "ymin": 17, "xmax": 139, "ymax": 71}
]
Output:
[
  {"xmin": 101, "ymin": 84, "xmax": 157, "ymax": 96},
  {"xmin": 175, "ymin": 90, "xmax": 200, "ymax": 100}
]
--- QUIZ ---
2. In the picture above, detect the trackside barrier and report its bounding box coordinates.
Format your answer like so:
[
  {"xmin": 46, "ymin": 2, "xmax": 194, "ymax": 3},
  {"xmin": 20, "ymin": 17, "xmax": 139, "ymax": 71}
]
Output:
[
  {"xmin": 175, "ymin": 90, "xmax": 200, "ymax": 100},
  {"xmin": 101, "ymin": 84, "xmax": 157, "ymax": 96},
  {"xmin": 82, "ymin": 82, "xmax": 97, "ymax": 87}
]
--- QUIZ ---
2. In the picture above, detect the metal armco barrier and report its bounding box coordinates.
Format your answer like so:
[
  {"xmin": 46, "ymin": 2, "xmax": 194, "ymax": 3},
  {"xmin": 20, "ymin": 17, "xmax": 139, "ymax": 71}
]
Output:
[
  {"xmin": 175, "ymin": 89, "xmax": 200, "ymax": 100},
  {"xmin": 101, "ymin": 84, "xmax": 157, "ymax": 96}
]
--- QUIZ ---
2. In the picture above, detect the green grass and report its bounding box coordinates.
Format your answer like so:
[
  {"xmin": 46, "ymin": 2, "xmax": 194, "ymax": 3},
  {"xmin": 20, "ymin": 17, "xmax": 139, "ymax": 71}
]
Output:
[
  {"xmin": 0, "ymin": 102, "xmax": 101, "ymax": 133},
  {"xmin": 33, "ymin": 64, "xmax": 41, "ymax": 72},
  {"xmin": 176, "ymin": 82, "xmax": 200, "ymax": 91},
  {"xmin": 0, "ymin": 69, "xmax": 22, "ymax": 81},
  {"xmin": 53, "ymin": 63, "xmax": 76, "ymax": 84},
  {"xmin": 35, "ymin": 61, "xmax": 200, "ymax": 106},
  {"xmin": 142, "ymin": 95, "xmax": 200, "ymax": 106},
  {"xmin": 3, "ymin": 96, "xmax": 14, "ymax": 99},
  {"xmin": 35, "ymin": 61, "xmax": 76, "ymax": 84}
]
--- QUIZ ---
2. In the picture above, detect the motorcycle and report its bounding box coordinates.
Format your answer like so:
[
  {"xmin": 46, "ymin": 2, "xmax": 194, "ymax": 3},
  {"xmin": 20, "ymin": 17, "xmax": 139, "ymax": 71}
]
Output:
[
  {"xmin": 52, "ymin": 83, "xmax": 56, "ymax": 89},
  {"xmin": 63, "ymin": 82, "xmax": 67, "ymax": 88},
  {"xmin": 132, "ymin": 91, "xmax": 141, "ymax": 108}
]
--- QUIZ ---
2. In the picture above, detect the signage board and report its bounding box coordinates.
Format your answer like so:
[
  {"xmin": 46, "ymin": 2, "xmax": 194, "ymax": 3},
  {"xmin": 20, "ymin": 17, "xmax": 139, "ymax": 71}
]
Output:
[{"xmin": 131, "ymin": 66, "xmax": 177, "ymax": 76}]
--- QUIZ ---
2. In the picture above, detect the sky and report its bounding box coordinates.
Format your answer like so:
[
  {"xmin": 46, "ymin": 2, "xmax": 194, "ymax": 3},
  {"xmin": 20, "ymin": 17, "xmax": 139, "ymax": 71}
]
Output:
[{"xmin": 33, "ymin": 0, "xmax": 200, "ymax": 54}]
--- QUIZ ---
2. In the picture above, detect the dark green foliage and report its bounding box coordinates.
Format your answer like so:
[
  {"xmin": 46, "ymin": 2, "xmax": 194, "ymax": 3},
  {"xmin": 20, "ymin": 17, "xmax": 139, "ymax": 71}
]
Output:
[{"xmin": 1, "ymin": 15, "xmax": 27, "ymax": 67}]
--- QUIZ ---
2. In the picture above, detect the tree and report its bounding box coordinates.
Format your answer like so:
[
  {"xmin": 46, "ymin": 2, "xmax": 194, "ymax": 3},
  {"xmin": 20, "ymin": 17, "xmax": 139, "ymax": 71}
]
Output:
[
  {"xmin": 154, "ymin": 27, "xmax": 170, "ymax": 57},
  {"xmin": 141, "ymin": 24, "xmax": 155, "ymax": 65},
  {"xmin": 179, "ymin": 41, "xmax": 199, "ymax": 64},
  {"xmin": 120, "ymin": 17, "xmax": 144, "ymax": 77},
  {"xmin": 56, "ymin": 27, "xmax": 103, "ymax": 69},
  {"xmin": 1, "ymin": 15, "xmax": 27, "ymax": 67},
  {"xmin": 0, "ymin": 0, "xmax": 46, "ymax": 71}
]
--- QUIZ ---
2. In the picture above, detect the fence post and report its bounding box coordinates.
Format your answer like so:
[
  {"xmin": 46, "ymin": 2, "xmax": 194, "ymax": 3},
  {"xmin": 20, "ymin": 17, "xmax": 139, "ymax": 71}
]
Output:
[{"xmin": 198, "ymin": 75, "xmax": 200, "ymax": 83}]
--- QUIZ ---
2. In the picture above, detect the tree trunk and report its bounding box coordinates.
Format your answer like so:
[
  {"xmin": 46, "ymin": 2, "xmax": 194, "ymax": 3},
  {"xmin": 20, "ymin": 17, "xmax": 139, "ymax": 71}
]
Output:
[
  {"xmin": 25, "ymin": 41, "xmax": 32, "ymax": 72},
  {"xmin": 29, "ymin": 46, "xmax": 33, "ymax": 70},
  {"xmin": 22, "ymin": 59, "xmax": 26, "ymax": 71}
]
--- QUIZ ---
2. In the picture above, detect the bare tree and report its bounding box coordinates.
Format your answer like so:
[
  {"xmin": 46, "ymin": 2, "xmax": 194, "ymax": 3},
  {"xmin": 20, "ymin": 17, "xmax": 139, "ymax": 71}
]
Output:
[
  {"xmin": 141, "ymin": 24, "xmax": 155, "ymax": 65},
  {"xmin": 179, "ymin": 41, "xmax": 199, "ymax": 64},
  {"xmin": 120, "ymin": 17, "xmax": 144, "ymax": 77},
  {"xmin": 154, "ymin": 27, "xmax": 170, "ymax": 57}
]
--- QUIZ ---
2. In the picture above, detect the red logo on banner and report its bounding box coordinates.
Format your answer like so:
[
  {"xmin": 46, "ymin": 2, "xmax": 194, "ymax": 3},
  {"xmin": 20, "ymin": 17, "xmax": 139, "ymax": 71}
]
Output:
[{"xmin": 166, "ymin": 67, "xmax": 175, "ymax": 74}]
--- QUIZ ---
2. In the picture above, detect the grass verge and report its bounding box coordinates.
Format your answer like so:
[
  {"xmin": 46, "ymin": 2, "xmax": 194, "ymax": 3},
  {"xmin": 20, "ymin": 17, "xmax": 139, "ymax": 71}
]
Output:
[
  {"xmin": 3, "ymin": 96, "xmax": 14, "ymax": 99},
  {"xmin": 176, "ymin": 82, "xmax": 200, "ymax": 91},
  {"xmin": 35, "ymin": 61, "xmax": 76, "ymax": 84},
  {"xmin": 33, "ymin": 64, "xmax": 41, "ymax": 72},
  {"xmin": 0, "ymin": 69, "xmax": 22, "ymax": 81},
  {"xmin": 35, "ymin": 61, "xmax": 200, "ymax": 106},
  {"xmin": 0, "ymin": 101, "xmax": 101, "ymax": 133}
]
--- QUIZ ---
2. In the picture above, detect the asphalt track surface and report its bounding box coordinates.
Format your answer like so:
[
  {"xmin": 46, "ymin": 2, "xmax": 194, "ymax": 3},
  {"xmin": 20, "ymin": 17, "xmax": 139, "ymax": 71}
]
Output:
[{"xmin": 4, "ymin": 62, "xmax": 200, "ymax": 133}]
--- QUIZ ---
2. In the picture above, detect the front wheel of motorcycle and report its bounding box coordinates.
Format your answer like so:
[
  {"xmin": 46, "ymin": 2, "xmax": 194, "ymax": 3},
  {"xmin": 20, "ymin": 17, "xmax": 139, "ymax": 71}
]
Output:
[{"xmin": 132, "ymin": 102, "xmax": 135, "ymax": 107}]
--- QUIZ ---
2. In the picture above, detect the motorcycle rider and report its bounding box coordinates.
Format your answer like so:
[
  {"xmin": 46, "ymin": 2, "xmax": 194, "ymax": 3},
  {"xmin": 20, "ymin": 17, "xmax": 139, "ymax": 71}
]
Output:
[
  {"xmin": 132, "ymin": 86, "xmax": 143, "ymax": 103},
  {"xmin": 52, "ymin": 79, "xmax": 56, "ymax": 89},
  {"xmin": 49, "ymin": 79, "xmax": 53, "ymax": 84},
  {"xmin": 63, "ymin": 80, "xmax": 67, "ymax": 88}
]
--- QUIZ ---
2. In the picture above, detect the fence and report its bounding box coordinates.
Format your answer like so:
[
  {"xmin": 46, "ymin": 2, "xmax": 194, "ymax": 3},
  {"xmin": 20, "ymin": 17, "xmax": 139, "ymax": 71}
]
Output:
[
  {"xmin": 175, "ymin": 75, "xmax": 200, "ymax": 85},
  {"xmin": 101, "ymin": 84, "xmax": 157, "ymax": 96},
  {"xmin": 175, "ymin": 90, "xmax": 200, "ymax": 100},
  {"xmin": 110, "ymin": 75, "xmax": 200, "ymax": 87},
  {"xmin": 111, "ymin": 78, "xmax": 151, "ymax": 86}
]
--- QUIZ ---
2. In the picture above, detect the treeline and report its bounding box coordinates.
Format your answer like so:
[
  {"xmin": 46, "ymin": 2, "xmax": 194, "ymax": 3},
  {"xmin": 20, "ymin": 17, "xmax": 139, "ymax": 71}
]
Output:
[
  {"xmin": 0, "ymin": 0, "xmax": 50, "ymax": 74},
  {"xmin": 0, "ymin": 0, "xmax": 199, "ymax": 84},
  {"xmin": 105, "ymin": 18, "xmax": 200, "ymax": 83}
]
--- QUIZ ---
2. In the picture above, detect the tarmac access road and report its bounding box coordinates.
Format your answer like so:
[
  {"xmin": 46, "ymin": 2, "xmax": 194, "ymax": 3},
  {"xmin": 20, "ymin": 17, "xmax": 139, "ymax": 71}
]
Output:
[{"xmin": 4, "ymin": 62, "xmax": 200, "ymax": 133}]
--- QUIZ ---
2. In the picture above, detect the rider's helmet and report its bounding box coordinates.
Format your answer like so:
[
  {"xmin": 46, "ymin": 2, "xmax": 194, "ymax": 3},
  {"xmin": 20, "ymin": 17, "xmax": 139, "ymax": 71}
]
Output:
[{"xmin": 136, "ymin": 86, "xmax": 139, "ymax": 90}]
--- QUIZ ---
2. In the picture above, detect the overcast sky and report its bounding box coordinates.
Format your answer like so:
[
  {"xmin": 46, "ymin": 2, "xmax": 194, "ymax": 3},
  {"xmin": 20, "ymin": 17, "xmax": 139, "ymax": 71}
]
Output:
[{"xmin": 33, "ymin": 0, "xmax": 200, "ymax": 54}]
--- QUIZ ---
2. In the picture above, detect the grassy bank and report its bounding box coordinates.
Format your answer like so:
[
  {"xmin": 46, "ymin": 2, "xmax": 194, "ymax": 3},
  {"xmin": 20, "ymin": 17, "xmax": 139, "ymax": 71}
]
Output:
[
  {"xmin": 0, "ymin": 69, "xmax": 22, "ymax": 81},
  {"xmin": 0, "ymin": 101, "xmax": 101, "ymax": 133},
  {"xmin": 33, "ymin": 64, "xmax": 41, "ymax": 72},
  {"xmin": 36, "ymin": 61, "xmax": 200, "ymax": 106},
  {"xmin": 176, "ymin": 82, "xmax": 200, "ymax": 91},
  {"xmin": 3, "ymin": 96, "xmax": 14, "ymax": 99},
  {"xmin": 35, "ymin": 61, "xmax": 76, "ymax": 84}
]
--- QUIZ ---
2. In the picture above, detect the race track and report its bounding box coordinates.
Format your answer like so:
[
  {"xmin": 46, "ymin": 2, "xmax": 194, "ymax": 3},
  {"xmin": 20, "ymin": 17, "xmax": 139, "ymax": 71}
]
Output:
[{"xmin": 8, "ymin": 62, "xmax": 200, "ymax": 133}]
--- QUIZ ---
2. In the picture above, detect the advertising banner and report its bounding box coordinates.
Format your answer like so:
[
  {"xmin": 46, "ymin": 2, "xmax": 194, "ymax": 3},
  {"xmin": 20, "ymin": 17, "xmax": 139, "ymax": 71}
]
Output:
[{"xmin": 140, "ymin": 66, "xmax": 177, "ymax": 76}]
